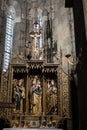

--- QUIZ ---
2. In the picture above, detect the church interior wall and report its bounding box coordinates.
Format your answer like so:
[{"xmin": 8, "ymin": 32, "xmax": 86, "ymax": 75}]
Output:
[{"xmin": 1, "ymin": 0, "xmax": 87, "ymax": 130}]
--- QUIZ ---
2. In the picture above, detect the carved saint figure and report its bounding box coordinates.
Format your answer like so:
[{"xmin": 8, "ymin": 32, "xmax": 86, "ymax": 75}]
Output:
[
  {"xmin": 46, "ymin": 80, "xmax": 57, "ymax": 115},
  {"xmin": 13, "ymin": 79, "xmax": 25, "ymax": 112},
  {"xmin": 31, "ymin": 76, "xmax": 42, "ymax": 114}
]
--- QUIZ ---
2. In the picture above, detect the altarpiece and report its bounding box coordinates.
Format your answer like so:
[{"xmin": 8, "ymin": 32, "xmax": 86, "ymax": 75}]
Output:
[
  {"xmin": 0, "ymin": 15, "xmax": 71, "ymax": 128},
  {"xmin": 0, "ymin": 51, "xmax": 71, "ymax": 128}
]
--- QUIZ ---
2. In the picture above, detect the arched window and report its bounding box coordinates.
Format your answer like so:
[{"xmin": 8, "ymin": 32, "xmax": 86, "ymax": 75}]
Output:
[{"xmin": 3, "ymin": 7, "xmax": 15, "ymax": 72}]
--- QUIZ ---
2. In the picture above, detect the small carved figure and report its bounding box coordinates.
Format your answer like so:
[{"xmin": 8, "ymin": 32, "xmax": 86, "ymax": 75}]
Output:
[{"xmin": 13, "ymin": 79, "xmax": 25, "ymax": 112}]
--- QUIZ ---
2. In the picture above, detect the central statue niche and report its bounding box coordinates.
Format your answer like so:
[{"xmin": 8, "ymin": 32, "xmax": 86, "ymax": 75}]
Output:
[{"xmin": 29, "ymin": 75, "xmax": 42, "ymax": 115}]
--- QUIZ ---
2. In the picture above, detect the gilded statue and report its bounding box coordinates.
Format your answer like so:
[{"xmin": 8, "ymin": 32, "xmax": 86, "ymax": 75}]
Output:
[
  {"xmin": 12, "ymin": 79, "xmax": 25, "ymax": 112},
  {"xmin": 30, "ymin": 76, "xmax": 42, "ymax": 115},
  {"xmin": 46, "ymin": 80, "xmax": 57, "ymax": 115}
]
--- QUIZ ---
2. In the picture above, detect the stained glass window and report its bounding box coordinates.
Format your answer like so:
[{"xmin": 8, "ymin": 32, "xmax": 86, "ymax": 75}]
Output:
[{"xmin": 3, "ymin": 7, "xmax": 15, "ymax": 72}]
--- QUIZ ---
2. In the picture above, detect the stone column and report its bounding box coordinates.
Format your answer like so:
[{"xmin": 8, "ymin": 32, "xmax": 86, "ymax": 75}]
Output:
[{"xmin": 83, "ymin": 0, "xmax": 87, "ymax": 38}]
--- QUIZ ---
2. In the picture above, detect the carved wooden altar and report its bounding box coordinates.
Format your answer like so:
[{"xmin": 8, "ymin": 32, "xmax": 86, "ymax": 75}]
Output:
[{"xmin": 0, "ymin": 53, "xmax": 72, "ymax": 128}]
